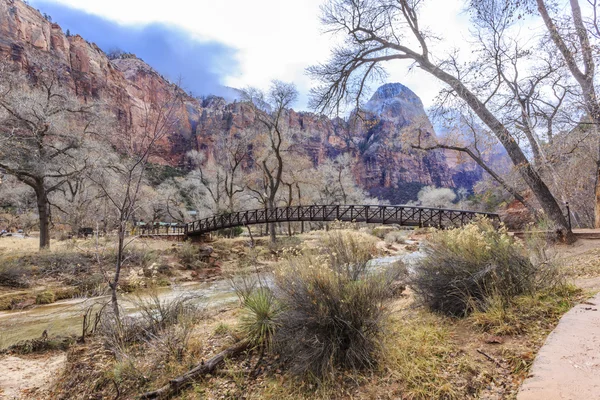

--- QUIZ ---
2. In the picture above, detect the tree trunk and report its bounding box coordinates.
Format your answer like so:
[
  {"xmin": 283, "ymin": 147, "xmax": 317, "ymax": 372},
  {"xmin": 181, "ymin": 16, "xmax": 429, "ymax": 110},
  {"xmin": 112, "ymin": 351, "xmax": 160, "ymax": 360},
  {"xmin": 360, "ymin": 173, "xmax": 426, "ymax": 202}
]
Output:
[
  {"xmin": 596, "ymin": 164, "xmax": 600, "ymax": 229},
  {"xmin": 419, "ymin": 58, "xmax": 575, "ymax": 242},
  {"xmin": 34, "ymin": 182, "xmax": 51, "ymax": 250},
  {"xmin": 536, "ymin": 0, "xmax": 599, "ymax": 230},
  {"xmin": 110, "ymin": 225, "xmax": 125, "ymax": 319},
  {"xmin": 268, "ymin": 199, "xmax": 276, "ymax": 244}
]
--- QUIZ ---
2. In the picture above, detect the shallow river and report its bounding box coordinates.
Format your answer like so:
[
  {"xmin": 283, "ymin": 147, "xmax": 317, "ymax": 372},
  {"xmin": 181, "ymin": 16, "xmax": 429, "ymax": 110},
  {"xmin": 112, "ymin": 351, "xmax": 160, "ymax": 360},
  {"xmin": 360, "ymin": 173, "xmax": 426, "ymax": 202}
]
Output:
[{"xmin": 0, "ymin": 251, "xmax": 423, "ymax": 349}]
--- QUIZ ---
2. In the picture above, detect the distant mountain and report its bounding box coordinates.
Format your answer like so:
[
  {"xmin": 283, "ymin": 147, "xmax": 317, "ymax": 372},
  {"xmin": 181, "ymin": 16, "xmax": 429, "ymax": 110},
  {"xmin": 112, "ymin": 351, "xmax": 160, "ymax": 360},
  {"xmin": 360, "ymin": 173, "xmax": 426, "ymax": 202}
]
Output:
[{"xmin": 0, "ymin": 0, "xmax": 487, "ymax": 203}]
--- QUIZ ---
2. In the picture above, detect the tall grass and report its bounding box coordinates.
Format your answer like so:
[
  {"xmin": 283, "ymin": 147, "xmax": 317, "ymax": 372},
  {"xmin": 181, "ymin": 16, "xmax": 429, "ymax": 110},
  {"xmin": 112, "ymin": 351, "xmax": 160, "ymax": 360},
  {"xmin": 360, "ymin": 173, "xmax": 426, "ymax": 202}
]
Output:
[
  {"xmin": 272, "ymin": 230, "xmax": 404, "ymax": 380},
  {"xmin": 411, "ymin": 218, "xmax": 563, "ymax": 317}
]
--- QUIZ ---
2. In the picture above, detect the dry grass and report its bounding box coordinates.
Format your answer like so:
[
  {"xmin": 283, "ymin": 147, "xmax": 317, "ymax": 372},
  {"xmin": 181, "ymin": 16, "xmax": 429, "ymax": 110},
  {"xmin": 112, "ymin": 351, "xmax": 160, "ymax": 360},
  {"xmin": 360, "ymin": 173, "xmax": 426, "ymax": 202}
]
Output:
[
  {"xmin": 47, "ymin": 274, "xmax": 583, "ymax": 400},
  {"xmin": 470, "ymin": 284, "xmax": 582, "ymax": 336},
  {"xmin": 15, "ymin": 230, "xmax": 599, "ymax": 399}
]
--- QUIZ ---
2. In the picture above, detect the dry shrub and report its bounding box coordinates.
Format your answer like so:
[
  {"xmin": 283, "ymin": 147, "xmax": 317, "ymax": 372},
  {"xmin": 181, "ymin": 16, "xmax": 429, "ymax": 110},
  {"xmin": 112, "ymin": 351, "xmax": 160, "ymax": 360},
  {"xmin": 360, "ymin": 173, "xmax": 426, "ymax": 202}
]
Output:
[
  {"xmin": 99, "ymin": 292, "xmax": 204, "ymax": 356},
  {"xmin": 384, "ymin": 230, "xmax": 408, "ymax": 245},
  {"xmin": 177, "ymin": 241, "xmax": 203, "ymax": 265},
  {"xmin": 4, "ymin": 335, "xmax": 75, "ymax": 354},
  {"xmin": 33, "ymin": 251, "xmax": 95, "ymax": 275},
  {"xmin": 0, "ymin": 262, "xmax": 31, "ymax": 287},
  {"xmin": 411, "ymin": 218, "xmax": 560, "ymax": 317},
  {"xmin": 273, "ymin": 230, "xmax": 403, "ymax": 380}
]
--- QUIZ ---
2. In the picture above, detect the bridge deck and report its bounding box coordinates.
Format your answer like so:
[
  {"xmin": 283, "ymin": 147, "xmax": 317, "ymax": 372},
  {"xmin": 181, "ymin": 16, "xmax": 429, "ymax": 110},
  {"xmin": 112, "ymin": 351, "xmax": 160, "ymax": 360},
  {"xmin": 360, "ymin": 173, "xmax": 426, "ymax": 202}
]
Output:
[{"xmin": 186, "ymin": 205, "xmax": 500, "ymax": 237}]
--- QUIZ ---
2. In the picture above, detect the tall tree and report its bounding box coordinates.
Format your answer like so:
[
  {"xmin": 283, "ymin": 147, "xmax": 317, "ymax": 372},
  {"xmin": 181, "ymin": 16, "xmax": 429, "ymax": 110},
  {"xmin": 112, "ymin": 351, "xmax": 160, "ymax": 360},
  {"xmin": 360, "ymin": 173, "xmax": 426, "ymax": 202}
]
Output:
[
  {"xmin": 91, "ymin": 85, "xmax": 181, "ymax": 319},
  {"xmin": 309, "ymin": 0, "xmax": 576, "ymax": 241},
  {"xmin": 186, "ymin": 131, "xmax": 250, "ymax": 216},
  {"xmin": 244, "ymin": 81, "xmax": 298, "ymax": 244},
  {"xmin": 534, "ymin": 0, "xmax": 600, "ymax": 226},
  {"xmin": 0, "ymin": 63, "xmax": 97, "ymax": 249}
]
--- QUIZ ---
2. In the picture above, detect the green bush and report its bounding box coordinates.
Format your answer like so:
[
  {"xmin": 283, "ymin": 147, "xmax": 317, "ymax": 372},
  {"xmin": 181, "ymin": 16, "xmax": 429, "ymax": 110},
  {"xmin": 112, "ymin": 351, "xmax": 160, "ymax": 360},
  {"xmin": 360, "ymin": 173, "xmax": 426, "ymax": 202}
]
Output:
[
  {"xmin": 239, "ymin": 287, "xmax": 281, "ymax": 349},
  {"xmin": 411, "ymin": 218, "xmax": 555, "ymax": 317},
  {"xmin": 272, "ymin": 231, "xmax": 403, "ymax": 380}
]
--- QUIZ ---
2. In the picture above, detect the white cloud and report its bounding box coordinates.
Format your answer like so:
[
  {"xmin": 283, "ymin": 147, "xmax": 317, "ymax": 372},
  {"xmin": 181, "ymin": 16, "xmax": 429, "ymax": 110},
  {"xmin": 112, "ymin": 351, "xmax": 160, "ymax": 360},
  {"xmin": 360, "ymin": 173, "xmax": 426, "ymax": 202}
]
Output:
[{"xmin": 36, "ymin": 0, "xmax": 485, "ymax": 110}]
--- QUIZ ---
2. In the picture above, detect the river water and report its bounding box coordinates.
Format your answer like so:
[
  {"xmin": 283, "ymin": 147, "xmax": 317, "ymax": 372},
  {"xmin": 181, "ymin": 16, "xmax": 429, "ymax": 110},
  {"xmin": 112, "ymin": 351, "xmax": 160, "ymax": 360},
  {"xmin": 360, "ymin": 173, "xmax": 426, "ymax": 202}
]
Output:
[{"xmin": 0, "ymin": 250, "xmax": 423, "ymax": 349}]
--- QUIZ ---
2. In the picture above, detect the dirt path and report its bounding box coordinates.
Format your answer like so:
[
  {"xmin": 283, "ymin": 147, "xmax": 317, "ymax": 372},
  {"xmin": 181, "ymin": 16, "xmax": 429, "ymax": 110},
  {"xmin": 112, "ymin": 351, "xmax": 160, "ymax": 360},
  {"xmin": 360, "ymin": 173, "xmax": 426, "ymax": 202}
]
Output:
[
  {"xmin": 517, "ymin": 291, "xmax": 600, "ymax": 400},
  {"xmin": 0, "ymin": 352, "xmax": 66, "ymax": 399}
]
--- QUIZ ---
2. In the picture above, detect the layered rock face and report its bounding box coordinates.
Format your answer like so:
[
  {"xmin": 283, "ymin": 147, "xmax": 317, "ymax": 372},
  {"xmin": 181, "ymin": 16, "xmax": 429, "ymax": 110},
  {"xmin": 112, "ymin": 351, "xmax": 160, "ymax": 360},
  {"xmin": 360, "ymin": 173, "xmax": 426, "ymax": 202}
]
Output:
[{"xmin": 0, "ymin": 0, "xmax": 469, "ymax": 203}]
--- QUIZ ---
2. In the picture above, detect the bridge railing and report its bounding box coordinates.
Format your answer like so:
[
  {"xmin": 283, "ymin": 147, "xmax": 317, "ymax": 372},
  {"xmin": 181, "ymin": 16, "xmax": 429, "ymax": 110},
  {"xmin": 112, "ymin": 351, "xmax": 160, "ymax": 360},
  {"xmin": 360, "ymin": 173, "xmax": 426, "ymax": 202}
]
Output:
[
  {"xmin": 186, "ymin": 205, "xmax": 500, "ymax": 236},
  {"xmin": 139, "ymin": 223, "xmax": 187, "ymax": 236}
]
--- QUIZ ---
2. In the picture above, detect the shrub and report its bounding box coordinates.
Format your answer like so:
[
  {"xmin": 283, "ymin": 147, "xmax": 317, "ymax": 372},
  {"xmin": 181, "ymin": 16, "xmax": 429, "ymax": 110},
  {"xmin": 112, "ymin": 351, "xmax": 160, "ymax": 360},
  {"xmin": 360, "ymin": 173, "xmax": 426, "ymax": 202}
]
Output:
[
  {"xmin": 272, "ymin": 231, "xmax": 403, "ymax": 380},
  {"xmin": 371, "ymin": 226, "xmax": 397, "ymax": 239},
  {"xmin": 99, "ymin": 292, "xmax": 204, "ymax": 354},
  {"xmin": 6, "ymin": 336, "xmax": 75, "ymax": 354},
  {"xmin": 384, "ymin": 231, "xmax": 408, "ymax": 245},
  {"xmin": 33, "ymin": 251, "xmax": 94, "ymax": 275},
  {"xmin": 239, "ymin": 287, "xmax": 281, "ymax": 349},
  {"xmin": 411, "ymin": 218, "xmax": 556, "ymax": 317},
  {"xmin": 0, "ymin": 263, "xmax": 31, "ymax": 288},
  {"xmin": 35, "ymin": 290, "xmax": 55, "ymax": 304},
  {"xmin": 177, "ymin": 241, "xmax": 209, "ymax": 266}
]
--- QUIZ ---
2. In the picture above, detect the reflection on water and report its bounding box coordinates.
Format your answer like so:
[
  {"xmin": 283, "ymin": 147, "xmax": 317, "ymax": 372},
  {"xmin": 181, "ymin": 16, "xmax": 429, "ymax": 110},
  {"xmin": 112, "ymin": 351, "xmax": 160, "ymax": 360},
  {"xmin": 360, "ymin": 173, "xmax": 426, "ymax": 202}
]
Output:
[{"xmin": 0, "ymin": 251, "xmax": 422, "ymax": 349}]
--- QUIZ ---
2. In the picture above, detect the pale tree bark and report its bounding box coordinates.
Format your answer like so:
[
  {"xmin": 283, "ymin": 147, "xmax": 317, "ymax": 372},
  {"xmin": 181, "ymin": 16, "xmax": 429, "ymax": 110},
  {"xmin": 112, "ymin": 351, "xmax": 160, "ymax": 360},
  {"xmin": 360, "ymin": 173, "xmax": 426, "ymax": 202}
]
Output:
[
  {"xmin": 244, "ymin": 81, "xmax": 298, "ymax": 244},
  {"xmin": 309, "ymin": 0, "xmax": 575, "ymax": 242},
  {"xmin": 537, "ymin": 0, "xmax": 600, "ymax": 227}
]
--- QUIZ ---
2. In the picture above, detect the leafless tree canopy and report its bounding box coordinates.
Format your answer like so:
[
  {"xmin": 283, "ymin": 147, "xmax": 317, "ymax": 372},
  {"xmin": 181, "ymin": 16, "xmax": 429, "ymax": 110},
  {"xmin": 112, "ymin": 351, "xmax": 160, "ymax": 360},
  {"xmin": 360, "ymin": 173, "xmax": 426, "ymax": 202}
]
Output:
[{"xmin": 308, "ymin": 0, "xmax": 600, "ymax": 239}]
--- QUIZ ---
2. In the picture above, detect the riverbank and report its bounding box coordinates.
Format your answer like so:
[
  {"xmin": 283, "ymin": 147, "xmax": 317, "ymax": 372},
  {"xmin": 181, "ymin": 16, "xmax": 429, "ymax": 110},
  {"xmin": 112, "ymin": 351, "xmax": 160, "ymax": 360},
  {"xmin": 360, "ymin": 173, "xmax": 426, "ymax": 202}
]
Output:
[{"xmin": 3, "ymin": 227, "xmax": 597, "ymax": 399}]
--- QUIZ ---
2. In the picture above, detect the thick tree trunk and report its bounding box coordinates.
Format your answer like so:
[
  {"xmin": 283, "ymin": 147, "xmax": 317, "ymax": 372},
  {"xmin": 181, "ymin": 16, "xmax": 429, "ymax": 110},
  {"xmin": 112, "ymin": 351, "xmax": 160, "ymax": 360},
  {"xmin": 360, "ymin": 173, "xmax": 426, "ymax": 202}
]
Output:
[
  {"xmin": 34, "ymin": 183, "xmax": 51, "ymax": 250},
  {"xmin": 419, "ymin": 58, "xmax": 575, "ymax": 242},
  {"xmin": 536, "ymin": 0, "xmax": 599, "ymax": 230}
]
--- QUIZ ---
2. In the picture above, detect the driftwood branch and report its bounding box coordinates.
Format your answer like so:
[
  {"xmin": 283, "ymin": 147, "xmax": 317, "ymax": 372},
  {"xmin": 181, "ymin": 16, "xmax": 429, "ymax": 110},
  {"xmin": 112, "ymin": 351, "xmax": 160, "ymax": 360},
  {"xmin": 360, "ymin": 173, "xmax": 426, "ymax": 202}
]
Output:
[{"xmin": 139, "ymin": 340, "xmax": 249, "ymax": 399}]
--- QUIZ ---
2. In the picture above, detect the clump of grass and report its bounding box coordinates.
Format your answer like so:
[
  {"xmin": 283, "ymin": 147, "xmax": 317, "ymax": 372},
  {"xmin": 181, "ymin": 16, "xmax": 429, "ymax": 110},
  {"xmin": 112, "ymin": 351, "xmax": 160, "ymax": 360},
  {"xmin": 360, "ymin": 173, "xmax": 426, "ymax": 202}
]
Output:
[
  {"xmin": 382, "ymin": 313, "xmax": 476, "ymax": 399},
  {"xmin": 213, "ymin": 322, "xmax": 231, "ymax": 336},
  {"xmin": 470, "ymin": 284, "xmax": 582, "ymax": 335},
  {"xmin": 384, "ymin": 230, "xmax": 408, "ymax": 245},
  {"xmin": 411, "ymin": 218, "xmax": 559, "ymax": 317},
  {"xmin": 272, "ymin": 230, "xmax": 403, "ymax": 380},
  {"xmin": 35, "ymin": 290, "xmax": 56, "ymax": 304},
  {"xmin": 239, "ymin": 287, "xmax": 281, "ymax": 349}
]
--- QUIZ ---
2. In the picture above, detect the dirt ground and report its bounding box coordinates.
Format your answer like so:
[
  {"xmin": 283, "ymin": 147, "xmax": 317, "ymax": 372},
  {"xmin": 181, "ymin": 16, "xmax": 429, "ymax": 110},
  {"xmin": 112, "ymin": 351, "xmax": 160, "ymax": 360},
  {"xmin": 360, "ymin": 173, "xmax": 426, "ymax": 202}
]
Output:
[{"xmin": 0, "ymin": 352, "xmax": 66, "ymax": 399}]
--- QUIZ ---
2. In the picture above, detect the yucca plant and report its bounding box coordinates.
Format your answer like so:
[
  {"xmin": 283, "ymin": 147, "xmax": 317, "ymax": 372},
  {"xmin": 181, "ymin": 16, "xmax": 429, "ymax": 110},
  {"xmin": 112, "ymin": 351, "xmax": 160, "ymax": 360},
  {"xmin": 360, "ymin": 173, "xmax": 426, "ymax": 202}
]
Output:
[{"xmin": 239, "ymin": 287, "xmax": 281, "ymax": 349}]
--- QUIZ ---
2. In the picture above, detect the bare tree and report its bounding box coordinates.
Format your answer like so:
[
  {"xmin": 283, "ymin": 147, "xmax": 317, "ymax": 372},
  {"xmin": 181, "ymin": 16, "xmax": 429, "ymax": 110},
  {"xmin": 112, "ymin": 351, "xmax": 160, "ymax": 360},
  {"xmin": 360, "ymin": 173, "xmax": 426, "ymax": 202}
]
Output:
[
  {"xmin": 533, "ymin": 0, "xmax": 600, "ymax": 226},
  {"xmin": 186, "ymin": 132, "xmax": 250, "ymax": 216},
  {"xmin": 91, "ymin": 85, "xmax": 181, "ymax": 319},
  {"xmin": 309, "ymin": 0, "xmax": 576, "ymax": 241},
  {"xmin": 0, "ymin": 63, "xmax": 97, "ymax": 249},
  {"xmin": 244, "ymin": 81, "xmax": 298, "ymax": 244}
]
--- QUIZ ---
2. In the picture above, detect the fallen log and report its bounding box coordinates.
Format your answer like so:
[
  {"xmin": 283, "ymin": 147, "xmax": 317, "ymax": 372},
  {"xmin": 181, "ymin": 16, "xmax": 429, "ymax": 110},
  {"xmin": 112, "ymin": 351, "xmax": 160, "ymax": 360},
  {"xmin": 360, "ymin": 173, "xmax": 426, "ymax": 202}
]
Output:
[{"xmin": 140, "ymin": 340, "xmax": 249, "ymax": 399}]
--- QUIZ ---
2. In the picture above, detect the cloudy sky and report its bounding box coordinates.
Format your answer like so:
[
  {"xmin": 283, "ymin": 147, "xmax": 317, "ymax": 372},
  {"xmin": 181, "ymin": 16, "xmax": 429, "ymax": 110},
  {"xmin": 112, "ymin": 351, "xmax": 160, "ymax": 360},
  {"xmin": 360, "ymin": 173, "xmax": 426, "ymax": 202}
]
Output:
[{"xmin": 29, "ymin": 0, "xmax": 483, "ymax": 110}]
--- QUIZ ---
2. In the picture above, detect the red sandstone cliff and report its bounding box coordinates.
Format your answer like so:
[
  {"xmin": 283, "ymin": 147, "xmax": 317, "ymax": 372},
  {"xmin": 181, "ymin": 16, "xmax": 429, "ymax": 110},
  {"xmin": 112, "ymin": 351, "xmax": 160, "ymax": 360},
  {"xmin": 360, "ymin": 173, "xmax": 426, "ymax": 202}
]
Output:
[{"xmin": 0, "ymin": 0, "xmax": 463, "ymax": 203}]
